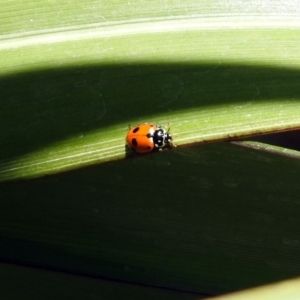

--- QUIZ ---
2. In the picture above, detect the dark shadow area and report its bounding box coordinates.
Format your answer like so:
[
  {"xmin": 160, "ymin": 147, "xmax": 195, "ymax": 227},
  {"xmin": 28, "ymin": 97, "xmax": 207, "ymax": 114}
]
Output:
[
  {"xmin": 124, "ymin": 143, "xmax": 136, "ymax": 159},
  {"xmin": 1, "ymin": 62, "xmax": 300, "ymax": 161},
  {"xmin": 0, "ymin": 262, "xmax": 205, "ymax": 300},
  {"xmin": 2, "ymin": 142, "xmax": 300, "ymax": 294},
  {"xmin": 250, "ymin": 130, "xmax": 300, "ymax": 151}
]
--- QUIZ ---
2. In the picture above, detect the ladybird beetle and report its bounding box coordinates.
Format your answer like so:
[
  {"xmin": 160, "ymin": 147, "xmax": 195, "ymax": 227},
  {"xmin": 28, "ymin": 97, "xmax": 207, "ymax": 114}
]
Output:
[{"xmin": 126, "ymin": 123, "xmax": 173, "ymax": 154}]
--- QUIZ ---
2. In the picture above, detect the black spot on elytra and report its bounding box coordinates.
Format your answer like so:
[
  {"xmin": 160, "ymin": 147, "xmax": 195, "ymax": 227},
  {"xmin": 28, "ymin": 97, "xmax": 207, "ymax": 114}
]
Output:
[
  {"xmin": 133, "ymin": 127, "xmax": 139, "ymax": 133},
  {"xmin": 132, "ymin": 138, "xmax": 138, "ymax": 147}
]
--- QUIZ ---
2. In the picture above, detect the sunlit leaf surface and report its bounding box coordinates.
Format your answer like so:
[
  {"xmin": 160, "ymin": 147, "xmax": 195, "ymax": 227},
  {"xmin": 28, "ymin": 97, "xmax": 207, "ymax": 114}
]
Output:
[{"xmin": 2, "ymin": 1, "xmax": 300, "ymax": 298}]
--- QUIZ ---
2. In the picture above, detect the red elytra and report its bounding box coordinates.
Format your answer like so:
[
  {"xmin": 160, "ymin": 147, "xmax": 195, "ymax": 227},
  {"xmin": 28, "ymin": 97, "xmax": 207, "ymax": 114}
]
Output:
[{"xmin": 126, "ymin": 123, "xmax": 172, "ymax": 154}]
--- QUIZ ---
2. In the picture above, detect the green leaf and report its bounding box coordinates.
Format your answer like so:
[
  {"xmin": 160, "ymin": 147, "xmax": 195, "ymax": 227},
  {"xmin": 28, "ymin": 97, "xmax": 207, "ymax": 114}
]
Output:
[
  {"xmin": 233, "ymin": 140, "xmax": 300, "ymax": 160},
  {"xmin": 2, "ymin": 1, "xmax": 300, "ymax": 297},
  {"xmin": 207, "ymin": 277, "xmax": 300, "ymax": 300},
  {"xmin": 2, "ymin": 142, "xmax": 300, "ymax": 295},
  {"xmin": 2, "ymin": 2, "xmax": 300, "ymax": 181},
  {"xmin": 0, "ymin": 263, "xmax": 201, "ymax": 300}
]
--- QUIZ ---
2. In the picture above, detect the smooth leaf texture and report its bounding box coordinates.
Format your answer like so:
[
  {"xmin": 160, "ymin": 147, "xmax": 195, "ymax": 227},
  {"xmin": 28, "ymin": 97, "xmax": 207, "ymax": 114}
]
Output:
[
  {"xmin": 0, "ymin": 263, "xmax": 201, "ymax": 300},
  {"xmin": 2, "ymin": 142, "xmax": 300, "ymax": 295},
  {"xmin": 2, "ymin": 1, "xmax": 300, "ymax": 298},
  {"xmin": 207, "ymin": 277, "xmax": 300, "ymax": 300},
  {"xmin": 1, "ymin": 2, "xmax": 300, "ymax": 181}
]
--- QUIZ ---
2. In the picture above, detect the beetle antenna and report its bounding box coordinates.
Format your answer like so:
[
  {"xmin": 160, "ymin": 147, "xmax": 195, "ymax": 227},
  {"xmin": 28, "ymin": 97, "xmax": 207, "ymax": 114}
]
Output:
[{"xmin": 167, "ymin": 122, "xmax": 171, "ymax": 132}]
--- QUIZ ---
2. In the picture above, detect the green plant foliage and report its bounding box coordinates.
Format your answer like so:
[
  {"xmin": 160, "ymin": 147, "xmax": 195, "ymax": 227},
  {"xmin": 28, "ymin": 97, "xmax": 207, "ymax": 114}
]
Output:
[
  {"xmin": 2, "ymin": 4, "xmax": 300, "ymax": 181},
  {"xmin": 0, "ymin": 263, "xmax": 201, "ymax": 300},
  {"xmin": 2, "ymin": 143, "xmax": 300, "ymax": 295},
  {"xmin": 2, "ymin": 33, "xmax": 300, "ymax": 181},
  {"xmin": 2, "ymin": 1, "xmax": 300, "ymax": 297}
]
